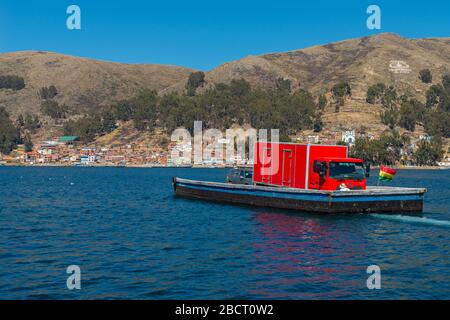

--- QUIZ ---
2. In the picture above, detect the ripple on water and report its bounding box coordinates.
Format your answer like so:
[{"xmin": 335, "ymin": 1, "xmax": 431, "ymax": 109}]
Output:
[{"xmin": 0, "ymin": 167, "xmax": 449, "ymax": 299}]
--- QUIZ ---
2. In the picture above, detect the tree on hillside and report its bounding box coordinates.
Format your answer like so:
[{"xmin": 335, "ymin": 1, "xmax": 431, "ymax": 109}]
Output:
[
  {"xmin": 16, "ymin": 114, "xmax": 25, "ymax": 127},
  {"xmin": 0, "ymin": 75, "xmax": 25, "ymax": 90},
  {"xmin": 350, "ymin": 132, "xmax": 405, "ymax": 165},
  {"xmin": 381, "ymin": 86, "xmax": 398, "ymax": 109},
  {"xmin": 39, "ymin": 85, "xmax": 58, "ymax": 100},
  {"xmin": 132, "ymin": 90, "xmax": 158, "ymax": 131},
  {"xmin": 331, "ymin": 82, "xmax": 351, "ymax": 107},
  {"xmin": 399, "ymin": 104, "xmax": 416, "ymax": 131},
  {"xmin": 186, "ymin": 71, "xmax": 206, "ymax": 96},
  {"xmin": 380, "ymin": 109, "xmax": 398, "ymax": 130},
  {"xmin": 423, "ymin": 76, "xmax": 450, "ymax": 138},
  {"xmin": 40, "ymin": 101, "xmax": 68, "ymax": 120},
  {"xmin": 229, "ymin": 78, "xmax": 251, "ymax": 97},
  {"xmin": 113, "ymin": 100, "xmax": 134, "ymax": 121},
  {"xmin": 419, "ymin": 69, "xmax": 432, "ymax": 84},
  {"xmin": 275, "ymin": 78, "xmax": 291, "ymax": 94},
  {"xmin": 101, "ymin": 111, "xmax": 117, "ymax": 134},
  {"xmin": 313, "ymin": 113, "xmax": 323, "ymax": 132},
  {"xmin": 282, "ymin": 89, "xmax": 317, "ymax": 132},
  {"xmin": 366, "ymin": 83, "xmax": 386, "ymax": 104},
  {"xmin": 0, "ymin": 107, "xmax": 20, "ymax": 154},
  {"xmin": 16, "ymin": 113, "xmax": 41, "ymax": 136},
  {"xmin": 24, "ymin": 133, "xmax": 33, "ymax": 152},
  {"xmin": 423, "ymin": 110, "xmax": 450, "ymax": 138},
  {"xmin": 63, "ymin": 116, "xmax": 102, "ymax": 143},
  {"xmin": 24, "ymin": 113, "xmax": 41, "ymax": 133},
  {"xmin": 58, "ymin": 77, "xmax": 323, "ymax": 144},
  {"xmin": 318, "ymin": 94, "xmax": 327, "ymax": 109},
  {"xmin": 442, "ymin": 74, "xmax": 450, "ymax": 91},
  {"xmin": 426, "ymin": 85, "xmax": 443, "ymax": 108},
  {"xmin": 426, "ymin": 84, "xmax": 450, "ymax": 112},
  {"xmin": 398, "ymin": 99, "xmax": 425, "ymax": 132},
  {"xmin": 413, "ymin": 137, "xmax": 444, "ymax": 166}
]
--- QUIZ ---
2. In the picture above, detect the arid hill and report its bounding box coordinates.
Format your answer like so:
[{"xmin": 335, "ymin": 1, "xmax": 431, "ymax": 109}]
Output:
[
  {"xmin": 0, "ymin": 51, "xmax": 194, "ymax": 115},
  {"xmin": 3, "ymin": 34, "xmax": 450, "ymax": 116},
  {"xmin": 166, "ymin": 33, "xmax": 450, "ymax": 99},
  {"xmin": 1, "ymin": 34, "xmax": 449, "ymax": 151}
]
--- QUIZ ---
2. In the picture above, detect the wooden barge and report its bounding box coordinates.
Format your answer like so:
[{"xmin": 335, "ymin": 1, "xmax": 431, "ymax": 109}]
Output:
[
  {"xmin": 173, "ymin": 177, "xmax": 426, "ymax": 214},
  {"xmin": 172, "ymin": 142, "xmax": 427, "ymax": 214}
]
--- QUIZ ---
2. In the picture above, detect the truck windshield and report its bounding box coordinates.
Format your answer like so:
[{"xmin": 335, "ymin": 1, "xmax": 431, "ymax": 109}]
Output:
[{"xmin": 329, "ymin": 162, "xmax": 365, "ymax": 180}]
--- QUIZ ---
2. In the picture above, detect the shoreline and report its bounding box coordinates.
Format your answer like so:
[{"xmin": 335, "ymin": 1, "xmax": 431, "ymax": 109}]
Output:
[
  {"xmin": 396, "ymin": 165, "xmax": 450, "ymax": 170},
  {"xmin": 1, "ymin": 163, "xmax": 449, "ymax": 170}
]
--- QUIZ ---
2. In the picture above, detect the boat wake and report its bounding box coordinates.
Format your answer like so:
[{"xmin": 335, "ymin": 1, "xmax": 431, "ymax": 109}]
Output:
[{"xmin": 370, "ymin": 214, "xmax": 450, "ymax": 228}]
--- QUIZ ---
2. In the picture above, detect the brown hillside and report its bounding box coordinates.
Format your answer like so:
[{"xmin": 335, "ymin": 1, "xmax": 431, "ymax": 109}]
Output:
[
  {"xmin": 1, "ymin": 34, "xmax": 449, "ymax": 151},
  {"xmin": 165, "ymin": 33, "xmax": 450, "ymax": 98},
  {"xmin": 0, "ymin": 51, "xmax": 194, "ymax": 115}
]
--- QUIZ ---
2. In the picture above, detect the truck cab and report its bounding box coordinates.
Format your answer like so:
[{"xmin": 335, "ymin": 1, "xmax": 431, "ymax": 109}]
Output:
[{"xmin": 310, "ymin": 157, "xmax": 367, "ymax": 190}]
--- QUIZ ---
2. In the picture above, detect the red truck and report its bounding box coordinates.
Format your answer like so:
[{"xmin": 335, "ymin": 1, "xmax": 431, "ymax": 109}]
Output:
[{"xmin": 253, "ymin": 142, "xmax": 368, "ymax": 191}]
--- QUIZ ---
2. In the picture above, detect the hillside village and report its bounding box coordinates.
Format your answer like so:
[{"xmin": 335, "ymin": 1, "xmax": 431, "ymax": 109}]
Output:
[
  {"xmin": 0, "ymin": 106, "xmax": 449, "ymax": 167},
  {"xmin": 1, "ymin": 99, "xmax": 449, "ymax": 167}
]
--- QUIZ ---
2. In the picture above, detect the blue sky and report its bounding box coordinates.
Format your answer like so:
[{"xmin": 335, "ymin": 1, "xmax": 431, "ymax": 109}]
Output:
[{"xmin": 0, "ymin": 0, "xmax": 449, "ymax": 70}]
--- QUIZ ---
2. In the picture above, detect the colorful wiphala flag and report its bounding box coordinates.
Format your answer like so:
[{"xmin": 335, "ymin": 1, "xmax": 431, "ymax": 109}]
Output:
[{"xmin": 379, "ymin": 166, "xmax": 397, "ymax": 181}]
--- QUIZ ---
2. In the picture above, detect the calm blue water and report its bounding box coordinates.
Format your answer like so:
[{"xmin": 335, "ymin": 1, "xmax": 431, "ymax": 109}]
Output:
[{"xmin": 0, "ymin": 167, "xmax": 449, "ymax": 299}]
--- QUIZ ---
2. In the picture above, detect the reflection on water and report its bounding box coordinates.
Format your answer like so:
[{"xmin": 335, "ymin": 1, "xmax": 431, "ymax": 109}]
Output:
[
  {"xmin": 249, "ymin": 212, "xmax": 368, "ymax": 298},
  {"xmin": 0, "ymin": 167, "xmax": 449, "ymax": 299}
]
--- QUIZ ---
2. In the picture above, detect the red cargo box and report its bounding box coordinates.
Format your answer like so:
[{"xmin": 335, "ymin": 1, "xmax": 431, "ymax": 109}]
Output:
[{"xmin": 253, "ymin": 142, "xmax": 348, "ymax": 190}]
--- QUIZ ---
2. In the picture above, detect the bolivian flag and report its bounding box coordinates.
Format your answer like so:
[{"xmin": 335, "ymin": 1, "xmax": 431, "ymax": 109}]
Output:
[{"xmin": 379, "ymin": 166, "xmax": 397, "ymax": 182}]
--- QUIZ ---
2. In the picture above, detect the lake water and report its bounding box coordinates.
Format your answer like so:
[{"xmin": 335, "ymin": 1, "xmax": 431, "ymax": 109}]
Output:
[{"xmin": 0, "ymin": 167, "xmax": 449, "ymax": 299}]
